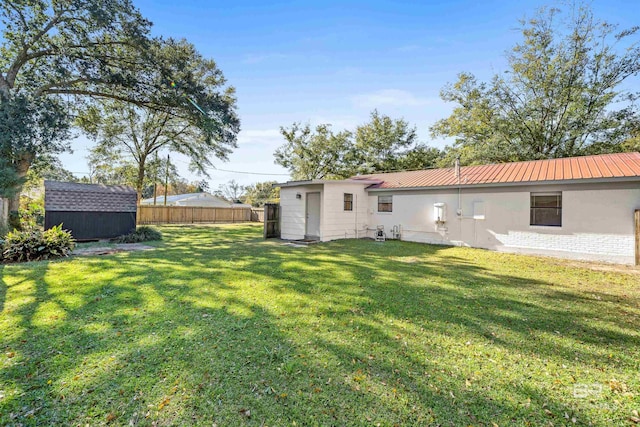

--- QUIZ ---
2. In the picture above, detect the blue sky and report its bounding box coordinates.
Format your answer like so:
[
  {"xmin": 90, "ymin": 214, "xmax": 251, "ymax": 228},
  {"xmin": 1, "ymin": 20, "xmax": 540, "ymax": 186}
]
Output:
[{"xmin": 59, "ymin": 0, "xmax": 640, "ymax": 188}]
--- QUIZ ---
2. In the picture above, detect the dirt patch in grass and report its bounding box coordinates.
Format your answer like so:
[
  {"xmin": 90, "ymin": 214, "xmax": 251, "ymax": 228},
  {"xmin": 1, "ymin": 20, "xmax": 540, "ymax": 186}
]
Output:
[{"xmin": 72, "ymin": 243, "xmax": 155, "ymax": 256}]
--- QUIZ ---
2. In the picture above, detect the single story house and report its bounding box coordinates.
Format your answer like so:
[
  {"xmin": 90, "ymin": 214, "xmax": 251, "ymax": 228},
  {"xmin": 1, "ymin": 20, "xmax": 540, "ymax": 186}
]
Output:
[
  {"xmin": 140, "ymin": 193, "xmax": 250, "ymax": 208},
  {"xmin": 277, "ymin": 152, "xmax": 640, "ymax": 265},
  {"xmin": 44, "ymin": 180, "xmax": 137, "ymax": 240}
]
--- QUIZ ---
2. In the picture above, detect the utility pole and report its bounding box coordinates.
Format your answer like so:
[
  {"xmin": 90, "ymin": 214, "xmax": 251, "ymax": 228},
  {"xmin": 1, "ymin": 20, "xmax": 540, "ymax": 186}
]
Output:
[
  {"xmin": 153, "ymin": 152, "xmax": 158, "ymax": 205},
  {"xmin": 163, "ymin": 154, "xmax": 170, "ymax": 206}
]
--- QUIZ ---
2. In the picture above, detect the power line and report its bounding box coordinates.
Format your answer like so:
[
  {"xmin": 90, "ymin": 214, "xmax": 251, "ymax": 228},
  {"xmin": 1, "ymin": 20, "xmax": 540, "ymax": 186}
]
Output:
[
  {"xmin": 170, "ymin": 157, "xmax": 290, "ymax": 176},
  {"xmin": 208, "ymin": 167, "xmax": 290, "ymax": 176},
  {"xmin": 68, "ymin": 167, "xmax": 290, "ymax": 177}
]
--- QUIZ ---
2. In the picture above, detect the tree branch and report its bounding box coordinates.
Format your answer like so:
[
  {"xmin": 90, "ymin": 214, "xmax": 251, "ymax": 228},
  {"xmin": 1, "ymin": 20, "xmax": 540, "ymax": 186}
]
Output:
[
  {"xmin": 5, "ymin": 9, "xmax": 67, "ymax": 87},
  {"xmin": 44, "ymin": 88, "xmax": 150, "ymax": 106}
]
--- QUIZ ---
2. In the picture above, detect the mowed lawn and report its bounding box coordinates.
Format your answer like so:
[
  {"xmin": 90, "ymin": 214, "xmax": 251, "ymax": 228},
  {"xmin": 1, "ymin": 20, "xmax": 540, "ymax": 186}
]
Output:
[{"xmin": 1, "ymin": 225, "xmax": 639, "ymax": 426}]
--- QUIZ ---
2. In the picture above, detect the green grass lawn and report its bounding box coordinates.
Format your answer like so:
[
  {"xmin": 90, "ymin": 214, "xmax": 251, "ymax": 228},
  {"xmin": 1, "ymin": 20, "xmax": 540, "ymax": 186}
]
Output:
[{"xmin": 1, "ymin": 224, "xmax": 639, "ymax": 426}]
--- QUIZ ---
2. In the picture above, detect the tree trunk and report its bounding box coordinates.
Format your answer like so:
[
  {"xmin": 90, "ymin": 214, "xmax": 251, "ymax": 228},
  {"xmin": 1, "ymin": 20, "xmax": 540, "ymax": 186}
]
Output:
[
  {"xmin": 7, "ymin": 153, "xmax": 34, "ymax": 230},
  {"xmin": 136, "ymin": 156, "xmax": 147, "ymax": 203}
]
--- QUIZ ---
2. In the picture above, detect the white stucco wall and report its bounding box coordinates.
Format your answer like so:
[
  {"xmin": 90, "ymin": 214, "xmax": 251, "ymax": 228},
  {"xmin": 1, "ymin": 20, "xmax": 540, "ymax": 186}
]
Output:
[
  {"xmin": 367, "ymin": 181, "xmax": 640, "ymax": 264},
  {"xmin": 278, "ymin": 179, "xmax": 640, "ymax": 264},
  {"xmin": 321, "ymin": 182, "xmax": 369, "ymax": 241},
  {"xmin": 279, "ymin": 182, "xmax": 370, "ymax": 241},
  {"xmin": 279, "ymin": 184, "xmax": 324, "ymax": 240}
]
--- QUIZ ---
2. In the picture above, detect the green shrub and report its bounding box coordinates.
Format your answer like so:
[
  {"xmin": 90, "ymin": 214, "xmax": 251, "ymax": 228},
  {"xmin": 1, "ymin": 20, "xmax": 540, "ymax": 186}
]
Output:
[
  {"xmin": 19, "ymin": 195, "xmax": 45, "ymax": 229},
  {"xmin": 111, "ymin": 226, "xmax": 162, "ymax": 243},
  {"xmin": 2, "ymin": 224, "xmax": 76, "ymax": 263}
]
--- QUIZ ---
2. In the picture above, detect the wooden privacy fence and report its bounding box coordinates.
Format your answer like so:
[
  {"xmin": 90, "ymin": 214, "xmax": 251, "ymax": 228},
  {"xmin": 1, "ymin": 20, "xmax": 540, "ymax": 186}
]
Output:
[
  {"xmin": 251, "ymin": 208, "xmax": 264, "ymax": 223},
  {"xmin": 137, "ymin": 206, "xmax": 254, "ymax": 225}
]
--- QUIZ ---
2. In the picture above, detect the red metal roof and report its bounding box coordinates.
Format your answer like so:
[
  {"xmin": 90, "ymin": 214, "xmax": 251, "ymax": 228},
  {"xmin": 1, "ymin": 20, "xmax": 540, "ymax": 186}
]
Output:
[{"xmin": 354, "ymin": 152, "xmax": 640, "ymax": 189}]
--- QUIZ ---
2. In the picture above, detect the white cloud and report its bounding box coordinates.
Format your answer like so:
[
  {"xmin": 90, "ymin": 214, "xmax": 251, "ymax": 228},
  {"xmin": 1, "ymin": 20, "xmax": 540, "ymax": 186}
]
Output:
[{"xmin": 351, "ymin": 89, "xmax": 436, "ymax": 109}]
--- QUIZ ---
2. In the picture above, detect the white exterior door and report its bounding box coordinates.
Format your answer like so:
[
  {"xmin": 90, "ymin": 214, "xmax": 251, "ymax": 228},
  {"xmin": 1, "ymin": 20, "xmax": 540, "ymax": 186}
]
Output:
[{"xmin": 305, "ymin": 192, "xmax": 321, "ymax": 238}]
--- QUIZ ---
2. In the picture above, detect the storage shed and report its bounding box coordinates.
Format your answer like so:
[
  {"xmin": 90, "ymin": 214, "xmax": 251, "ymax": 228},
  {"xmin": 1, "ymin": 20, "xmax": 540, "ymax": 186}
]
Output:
[{"xmin": 44, "ymin": 181, "xmax": 137, "ymax": 240}]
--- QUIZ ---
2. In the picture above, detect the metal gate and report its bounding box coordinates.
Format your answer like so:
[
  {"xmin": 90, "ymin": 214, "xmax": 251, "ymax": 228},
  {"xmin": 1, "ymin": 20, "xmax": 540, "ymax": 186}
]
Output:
[{"xmin": 263, "ymin": 203, "xmax": 280, "ymax": 239}]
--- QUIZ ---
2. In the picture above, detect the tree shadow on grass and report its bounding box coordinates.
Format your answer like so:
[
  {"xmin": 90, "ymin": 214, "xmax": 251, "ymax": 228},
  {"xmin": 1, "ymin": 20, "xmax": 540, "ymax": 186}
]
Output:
[
  {"xmin": 1, "ymin": 224, "xmax": 638, "ymax": 426},
  {"xmin": 211, "ymin": 232, "xmax": 639, "ymax": 424},
  {"xmin": 0, "ymin": 255, "xmax": 525, "ymax": 426}
]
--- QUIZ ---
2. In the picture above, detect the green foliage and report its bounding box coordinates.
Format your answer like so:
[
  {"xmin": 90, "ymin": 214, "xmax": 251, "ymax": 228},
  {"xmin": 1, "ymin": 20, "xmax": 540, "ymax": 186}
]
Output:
[
  {"xmin": 0, "ymin": 156, "xmax": 20, "ymax": 199},
  {"xmin": 354, "ymin": 110, "xmax": 440, "ymax": 174},
  {"xmin": 87, "ymin": 144, "xmax": 151, "ymax": 188},
  {"xmin": 275, "ymin": 123, "xmax": 354, "ymax": 180},
  {"xmin": 111, "ymin": 226, "xmax": 162, "ymax": 243},
  {"xmin": 431, "ymin": 3, "xmax": 640, "ymax": 165},
  {"xmin": 76, "ymin": 38, "xmax": 240, "ymax": 198},
  {"xmin": 27, "ymin": 155, "xmax": 78, "ymax": 184},
  {"xmin": 0, "ymin": 0, "xmax": 149, "ymax": 203},
  {"xmin": 275, "ymin": 112, "xmax": 442, "ymax": 179},
  {"xmin": 18, "ymin": 158, "xmax": 74, "ymax": 230},
  {"xmin": 0, "ymin": 219, "xmax": 9, "ymax": 240},
  {"xmin": 243, "ymin": 181, "xmax": 280, "ymax": 207},
  {"xmin": 2, "ymin": 224, "xmax": 75, "ymax": 262},
  {"xmin": 18, "ymin": 195, "xmax": 44, "ymax": 229},
  {"xmin": 1, "ymin": 1, "xmax": 239, "ymax": 227},
  {"xmin": 0, "ymin": 94, "xmax": 71, "ymax": 197}
]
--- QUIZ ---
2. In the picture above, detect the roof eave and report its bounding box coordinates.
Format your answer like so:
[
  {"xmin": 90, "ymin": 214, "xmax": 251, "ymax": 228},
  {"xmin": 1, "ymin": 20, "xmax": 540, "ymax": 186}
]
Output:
[
  {"xmin": 365, "ymin": 176, "xmax": 640, "ymax": 191},
  {"xmin": 275, "ymin": 178, "xmax": 382, "ymax": 188},
  {"xmin": 273, "ymin": 180, "xmax": 316, "ymax": 188}
]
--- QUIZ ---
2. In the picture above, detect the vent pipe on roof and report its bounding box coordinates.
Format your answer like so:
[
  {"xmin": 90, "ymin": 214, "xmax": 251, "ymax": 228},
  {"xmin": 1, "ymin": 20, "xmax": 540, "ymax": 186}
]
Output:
[{"xmin": 454, "ymin": 157, "xmax": 461, "ymax": 181}]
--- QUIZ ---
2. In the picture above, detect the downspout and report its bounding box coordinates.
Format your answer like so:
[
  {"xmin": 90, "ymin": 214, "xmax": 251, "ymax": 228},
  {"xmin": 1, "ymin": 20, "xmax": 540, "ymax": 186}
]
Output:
[
  {"xmin": 456, "ymin": 157, "xmax": 462, "ymax": 245},
  {"xmin": 354, "ymin": 193, "xmax": 358, "ymax": 239}
]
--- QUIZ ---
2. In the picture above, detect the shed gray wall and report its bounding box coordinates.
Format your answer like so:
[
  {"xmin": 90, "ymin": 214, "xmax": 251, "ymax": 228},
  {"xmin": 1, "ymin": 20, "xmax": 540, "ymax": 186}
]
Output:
[
  {"xmin": 44, "ymin": 181, "xmax": 138, "ymax": 240},
  {"xmin": 45, "ymin": 211, "xmax": 136, "ymax": 240}
]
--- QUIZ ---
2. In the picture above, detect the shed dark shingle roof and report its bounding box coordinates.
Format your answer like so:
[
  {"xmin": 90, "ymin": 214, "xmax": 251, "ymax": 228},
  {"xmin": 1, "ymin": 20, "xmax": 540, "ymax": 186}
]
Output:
[{"xmin": 45, "ymin": 181, "xmax": 137, "ymax": 213}]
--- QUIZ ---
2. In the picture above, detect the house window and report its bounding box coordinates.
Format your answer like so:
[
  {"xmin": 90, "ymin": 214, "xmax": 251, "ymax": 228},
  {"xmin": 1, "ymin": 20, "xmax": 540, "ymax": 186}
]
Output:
[
  {"xmin": 530, "ymin": 192, "xmax": 562, "ymax": 227},
  {"xmin": 378, "ymin": 195, "xmax": 393, "ymax": 212},
  {"xmin": 344, "ymin": 193, "xmax": 353, "ymax": 211}
]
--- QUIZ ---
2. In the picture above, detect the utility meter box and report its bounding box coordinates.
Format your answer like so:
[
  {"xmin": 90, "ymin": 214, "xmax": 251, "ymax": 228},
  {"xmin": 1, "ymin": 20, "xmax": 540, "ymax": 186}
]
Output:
[{"xmin": 434, "ymin": 203, "xmax": 446, "ymax": 223}]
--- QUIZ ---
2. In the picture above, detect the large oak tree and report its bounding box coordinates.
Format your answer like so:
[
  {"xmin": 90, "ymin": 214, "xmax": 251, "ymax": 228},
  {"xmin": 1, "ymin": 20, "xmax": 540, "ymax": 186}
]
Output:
[
  {"xmin": 79, "ymin": 39, "xmax": 239, "ymax": 201},
  {"xmin": 0, "ymin": 1, "xmax": 239, "ymax": 228},
  {"xmin": 431, "ymin": 3, "xmax": 640, "ymax": 166}
]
